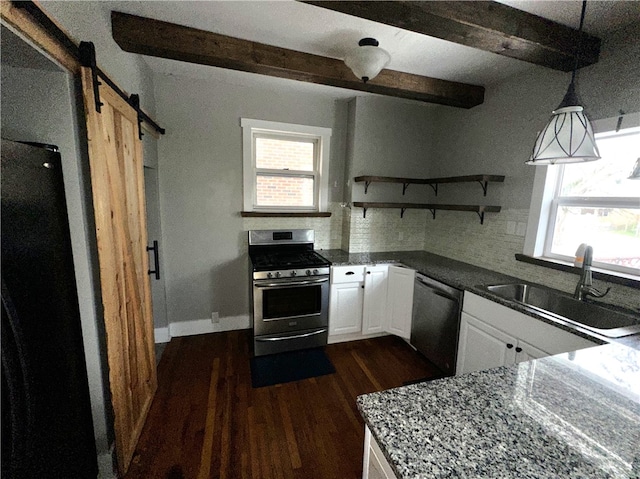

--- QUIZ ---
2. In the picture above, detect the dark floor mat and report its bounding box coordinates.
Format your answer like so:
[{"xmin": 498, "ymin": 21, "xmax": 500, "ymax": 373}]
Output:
[{"xmin": 250, "ymin": 348, "xmax": 335, "ymax": 388}]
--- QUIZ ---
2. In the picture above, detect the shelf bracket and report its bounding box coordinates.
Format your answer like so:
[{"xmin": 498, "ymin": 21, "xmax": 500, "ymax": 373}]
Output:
[
  {"xmin": 400, "ymin": 208, "xmax": 407, "ymax": 218},
  {"xmin": 402, "ymin": 183, "xmax": 410, "ymax": 195},
  {"xmin": 476, "ymin": 211, "xmax": 486, "ymax": 224},
  {"xmin": 429, "ymin": 208, "xmax": 436, "ymax": 220},
  {"xmin": 428, "ymin": 183, "xmax": 438, "ymax": 196},
  {"xmin": 362, "ymin": 207, "xmax": 368, "ymax": 218},
  {"xmin": 477, "ymin": 180, "xmax": 489, "ymax": 196},
  {"xmin": 364, "ymin": 181, "xmax": 371, "ymax": 194}
]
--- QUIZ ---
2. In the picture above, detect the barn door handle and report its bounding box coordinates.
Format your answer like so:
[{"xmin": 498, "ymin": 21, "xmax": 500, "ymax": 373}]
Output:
[{"xmin": 147, "ymin": 240, "xmax": 160, "ymax": 280}]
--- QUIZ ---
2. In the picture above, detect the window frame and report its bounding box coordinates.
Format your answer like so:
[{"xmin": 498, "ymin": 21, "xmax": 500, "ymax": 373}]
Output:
[
  {"xmin": 524, "ymin": 113, "xmax": 640, "ymax": 278},
  {"xmin": 241, "ymin": 118, "xmax": 331, "ymax": 212}
]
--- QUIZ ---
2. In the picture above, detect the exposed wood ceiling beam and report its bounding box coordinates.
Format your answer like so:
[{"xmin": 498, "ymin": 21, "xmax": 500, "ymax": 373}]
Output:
[
  {"xmin": 303, "ymin": 1, "xmax": 601, "ymax": 71},
  {"xmin": 111, "ymin": 11, "xmax": 484, "ymax": 109}
]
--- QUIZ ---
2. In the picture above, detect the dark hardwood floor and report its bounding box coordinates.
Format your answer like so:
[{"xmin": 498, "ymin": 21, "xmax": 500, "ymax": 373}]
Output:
[{"xmin": 125, "ymin": 330, "xmax": 439, "ymax": 479}]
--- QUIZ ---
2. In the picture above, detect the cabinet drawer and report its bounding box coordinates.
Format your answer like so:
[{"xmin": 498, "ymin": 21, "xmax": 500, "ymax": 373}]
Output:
[{"xmin": 331, "ymin": 265, "xmax": 365, "ymax": 284}]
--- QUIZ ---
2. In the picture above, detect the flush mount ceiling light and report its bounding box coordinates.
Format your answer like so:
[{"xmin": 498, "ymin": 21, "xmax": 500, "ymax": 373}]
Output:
[
  {"xmin": 344, "ymin": 37, "xmax": 390, "ymax": 83},
  {"xmin": 527, "ymin": 0, "xmax": 600, "ymax": 165}
]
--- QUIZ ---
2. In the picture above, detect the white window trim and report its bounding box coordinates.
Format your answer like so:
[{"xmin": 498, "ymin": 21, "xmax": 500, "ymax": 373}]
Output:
[
  {"xmin": 524, "ymin": 112, "xmax": 640, "ymax": 278},
  {"xmin": 241, "ymin": 118, "xmax": 332, "ymax": 212}
]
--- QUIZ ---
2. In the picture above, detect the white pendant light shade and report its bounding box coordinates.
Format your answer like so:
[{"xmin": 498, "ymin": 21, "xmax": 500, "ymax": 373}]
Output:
[
  {"xmin": 527, "ymin": 105, "xmax": 601, "ymax": 165},
  {"xmin": 344, "ymin": 38, "xmax": 390, "ymax": 83},
  {"xmin": 527, "ymin": 0, "xmax": 601, "ymax": 166},
  {"xmin": 629, "ymin": 158, "xmax": 640, "ymax": 180}
]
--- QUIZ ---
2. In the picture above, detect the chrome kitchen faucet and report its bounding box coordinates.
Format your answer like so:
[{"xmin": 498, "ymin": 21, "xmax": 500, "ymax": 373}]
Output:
[{"xmin": 574, "ymin": 245, "xmax": 610, "ymax": 301}]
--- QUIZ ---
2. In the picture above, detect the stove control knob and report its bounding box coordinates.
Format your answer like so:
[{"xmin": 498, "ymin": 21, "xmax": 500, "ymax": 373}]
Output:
[
  {"xmin": 275, "ymin": 272, "xmax": 281, "ymax": 278},
  {"xmin": 313, "ymin": 269, "xmax": 319, "ymax": 275},
  {"xmin": 267, "ymin": 272, "xmax": 273, "ymax": 279},
  {"xmin": 306, "ymin": 270, "xmax": 312, "ymax": 276},
  {"xmin": 291, "ymin": 270, "xmax": 297, "ymax": 277}
]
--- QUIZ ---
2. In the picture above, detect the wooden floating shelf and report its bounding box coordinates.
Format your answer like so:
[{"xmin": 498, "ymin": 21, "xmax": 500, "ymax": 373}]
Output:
[
  {"xmin": 240, "ymin": 211, "xmax": 331, "ymax": 218},
  {"xmin": 354, "ymin": 174, "xmax": 505, "ymax": 196},
  {"xmin": 352, "ymin": 202, "xmax": 501, "ymax": 224}
]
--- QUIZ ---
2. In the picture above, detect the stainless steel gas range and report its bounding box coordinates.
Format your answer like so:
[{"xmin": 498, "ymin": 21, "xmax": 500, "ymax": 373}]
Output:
[{"xmin": 248, "ymin": 229, "xmax": 331, "ymax": 356}]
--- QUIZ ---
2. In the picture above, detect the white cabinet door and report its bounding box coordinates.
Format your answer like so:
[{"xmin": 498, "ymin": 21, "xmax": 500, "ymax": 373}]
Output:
[
  {"xmin": 329, "ymin": 282, "xmax": 364, "ymax": 335},
  {"xmin": 362, "ymin": 265, "xmax": 389, "ymax": 335},
  {"xmin": 386, "ymin": 266, "xmax": 415, "ymax": 340},
  {"xmin": 363, "ymin": 426, "xmax": 397, "ymax": 479},
  {"xmin": 515, "ymin": 340, "xmax": 549, "ymax": 363},
  {"xmin": 457, "ymin": 312, "xmax": 517, "ymax": 374}
]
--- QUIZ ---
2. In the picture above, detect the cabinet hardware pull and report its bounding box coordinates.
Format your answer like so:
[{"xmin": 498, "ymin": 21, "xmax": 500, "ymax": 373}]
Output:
[
  {"xmin": 515, "ymin": 347, "xmax": 522, "ymax": 353},
  {"xmin": 506, "ymin": 343, "xmax": 514, "ymax": 349},
  {"xmin": 361, "ymin": 285, "xmax": 364, "ymax": 288},
  {"xmin": 367, "ymin": 271, "xmax": 371, "ymax": 274},
  {"xmin": 346, "ymin": 271, "xmax": 355, "ymax": 275}
]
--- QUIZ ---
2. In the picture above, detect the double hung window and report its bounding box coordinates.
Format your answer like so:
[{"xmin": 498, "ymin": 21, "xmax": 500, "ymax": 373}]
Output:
[
  {"xmin": 241, "ymin": 119, "xmax": 331, "ymax": 212},
  {"xmin": 526, "ymin": 115, "xmax": 640, "ymax": 277}
]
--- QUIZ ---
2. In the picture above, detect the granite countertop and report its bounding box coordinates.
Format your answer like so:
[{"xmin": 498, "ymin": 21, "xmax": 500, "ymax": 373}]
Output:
[
  {"xmin": 358, "ymin": 343, "xmax": 640, "ymax": 478},
  {"xmin": 324, "ymin": 249, "xmax": 640, "ymax": 476},
  {"xmin": 318, "ymin": 249, "xmax": 640, "ymax": 346}
]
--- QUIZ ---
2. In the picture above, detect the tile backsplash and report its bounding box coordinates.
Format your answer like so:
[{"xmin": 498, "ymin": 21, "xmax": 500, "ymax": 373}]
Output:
[
  {"xmin": 343, "ymin": 205, "xmax": 428, "ymax": 253},
  {"xmin": 242, "ymin": 202, "xmax": 344, "ymax": 250},
  {"xmin": 243, "ymin": 205, "xmax": 638, "ymax": 311},
  {"xmin": 422, "ymin": 208, "xmax": 639, "ymax": 311}
]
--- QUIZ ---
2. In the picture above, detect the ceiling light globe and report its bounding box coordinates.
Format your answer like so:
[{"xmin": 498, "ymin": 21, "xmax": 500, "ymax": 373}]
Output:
[{"xmin": 344, "ymin": 39, "xmax": 390, "ymax": 83}]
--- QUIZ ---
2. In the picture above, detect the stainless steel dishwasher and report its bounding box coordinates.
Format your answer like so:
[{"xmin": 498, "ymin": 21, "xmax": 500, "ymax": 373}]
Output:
[{"xmin": 410, "ymin": 273, "xmax": 463, "ymax": 376}]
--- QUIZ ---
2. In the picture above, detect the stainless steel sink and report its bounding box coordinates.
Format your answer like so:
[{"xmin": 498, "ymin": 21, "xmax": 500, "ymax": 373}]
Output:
[{"xmin": 483, "ymin": 283, "xmax": 640, "ymax": 338}]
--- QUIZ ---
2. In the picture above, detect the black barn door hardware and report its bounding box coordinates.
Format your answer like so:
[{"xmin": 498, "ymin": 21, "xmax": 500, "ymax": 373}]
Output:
[
  {"xmin": 78, "ymin": 42, "xmax": 165, "ymax": 135},
  {"xmin": 147, "ymin": 241, "xmax": 160, "ymax": 280},
  {"xmin": 12, "ymin": 0, "xmax": 166, "ymax": 135}
]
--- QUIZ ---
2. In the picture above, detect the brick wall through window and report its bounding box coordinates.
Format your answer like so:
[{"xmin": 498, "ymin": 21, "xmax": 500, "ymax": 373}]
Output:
[{"xmin": 255, "ymin": 137, "xmax": 316, "ymax": 207}]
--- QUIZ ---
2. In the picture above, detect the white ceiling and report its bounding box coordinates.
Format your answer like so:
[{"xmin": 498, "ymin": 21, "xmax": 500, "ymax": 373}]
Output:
[{"xmin": 102, "ymin": 1, "xmax": 640, "ymax": 88}]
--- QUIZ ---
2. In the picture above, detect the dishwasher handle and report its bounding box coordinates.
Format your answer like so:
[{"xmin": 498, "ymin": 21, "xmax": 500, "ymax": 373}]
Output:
[{"xmin": 416, "ymin": 275, "xmax": 461, "ymax": 303}]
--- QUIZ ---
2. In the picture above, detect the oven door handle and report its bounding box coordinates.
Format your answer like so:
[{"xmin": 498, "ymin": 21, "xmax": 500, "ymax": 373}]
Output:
[
  {"xmin": 255, "ymin": 328, "xmax": 327, "ymax": 342},
  {"xmin": 254, "ymin": 278, "xmax": 329, "ymax": 288}
]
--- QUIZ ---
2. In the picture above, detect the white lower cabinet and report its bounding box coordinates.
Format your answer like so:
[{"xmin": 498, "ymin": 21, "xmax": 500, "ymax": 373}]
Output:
[
  {"xmin": 385, "ymin": 266, "xmax": 415, "ymax": 340},
  {"xmin": 329, "ymin": 264, "xmax": 414, "ymax": 341},
  {"xmin": 362, "ymin": 265, "xmax": 389, "ymax": 335},
  {"xmin": 329, "ymin": 282, "xmax": 365, "ymax": 335},
  {"xmin": 363, "ymin": 426, "xmax": 397, "ymax": 479},
  {"xmin": 457, "ymin": 312, "xmax": 517, "ymax": 373},
  {"xmin": 457, "ymin": 292, "xmax": 598, "ymax": 375}
]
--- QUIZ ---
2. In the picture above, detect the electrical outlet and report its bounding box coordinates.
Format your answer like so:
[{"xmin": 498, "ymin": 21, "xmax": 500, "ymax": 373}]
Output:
[
  {"xmin": 398, "ymin": 231, "xmax": 404, "ymax": 240},
  {"xmin": 211, "ymin": 312, "xmax": 219, "ymax": 324},
  {"xmin": 506, "ymin": 221, "xmax": 516, "ymax": 235},
  {"xmin": 516, "ymin": 222, "xmax": 527, "ymax": 236}
]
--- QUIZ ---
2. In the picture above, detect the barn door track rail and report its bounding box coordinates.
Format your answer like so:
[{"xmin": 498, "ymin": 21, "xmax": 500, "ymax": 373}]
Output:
[{"xmin": 12, "ymin": 1, "xmax": 164, "ymax": 137}]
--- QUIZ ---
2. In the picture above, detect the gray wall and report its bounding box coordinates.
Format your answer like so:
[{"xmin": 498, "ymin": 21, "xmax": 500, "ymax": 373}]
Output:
[
  {"xmin": 42, "ymin": 1, "xmax": 157, "ymax": 117},
  {"xmin": 430, "ymin": 21, "xmax": 640, "ymax": 208},
  {"xmin": 154, "ymin": 73, "xmax": 348, "ymax": 326},
  {"xmin": 1, "ymin": 64, "xmax": 113, "ymax": 471},
  {"xmin": 422, "ymin": 22, "xmax": 640, "ymax": 310},
  {"xmin": 349, "ymin": 96, "xmax": 437, "ymax": 204}
]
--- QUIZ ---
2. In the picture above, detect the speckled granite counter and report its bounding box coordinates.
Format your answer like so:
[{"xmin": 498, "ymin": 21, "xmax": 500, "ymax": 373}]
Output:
[
  {"xmin": 318, "ymin": 249, "xmax": 640, "ymax": 345},
  {"xmin": 358, "ymin": 343, "xmax": 640, "ymax": 478}
]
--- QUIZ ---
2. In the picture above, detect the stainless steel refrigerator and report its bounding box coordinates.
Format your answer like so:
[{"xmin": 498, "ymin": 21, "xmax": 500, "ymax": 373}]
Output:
[{"xmin": 1, "ymin": 139, "xmax": 98, "ymax": 478}]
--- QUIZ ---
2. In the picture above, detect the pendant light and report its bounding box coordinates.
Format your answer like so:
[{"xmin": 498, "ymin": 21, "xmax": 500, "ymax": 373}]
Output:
[
  {"xmin": 629, "ymin": 158, "xmax": 640, "ymax": 179},
  {"xmin": 344, "ymin": 38, "xmax": 390, "ymax": 83},
  {"xmin": 527, "ymin": 0, "xmax": 600, "ymax": 165}
]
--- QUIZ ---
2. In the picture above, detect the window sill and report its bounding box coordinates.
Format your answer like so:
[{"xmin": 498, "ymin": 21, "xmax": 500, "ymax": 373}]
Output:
[
  {"xmin": 240, "ymin": 211, "xmax": 331, "ymax": 218},
  {"xmin": 515, "ymin": 254, "xmax": 640, "ymax": 289}
]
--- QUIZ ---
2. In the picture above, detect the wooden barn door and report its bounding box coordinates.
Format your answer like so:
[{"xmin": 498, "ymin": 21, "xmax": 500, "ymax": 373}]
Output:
[{"xmin": 80, "ymin": 67, "xmax": 157, "ymax": 474}]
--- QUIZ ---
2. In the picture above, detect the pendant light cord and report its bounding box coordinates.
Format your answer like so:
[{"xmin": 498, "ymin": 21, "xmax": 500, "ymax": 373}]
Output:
[{"xmin": 571, "ymin": 0, "xmax": 588, "ymax": 85}]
